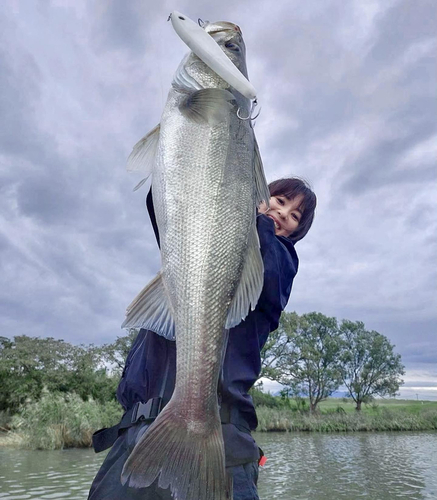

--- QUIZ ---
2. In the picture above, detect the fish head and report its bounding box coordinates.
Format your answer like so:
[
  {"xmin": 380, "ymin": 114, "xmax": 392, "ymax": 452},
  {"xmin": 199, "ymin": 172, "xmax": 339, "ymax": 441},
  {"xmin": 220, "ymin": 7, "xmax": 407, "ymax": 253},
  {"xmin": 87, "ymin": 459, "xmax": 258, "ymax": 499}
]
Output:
[
  {"xmin": 171, "ymin": 19, "xmax": 250, "ymax": 94},
  {"xmin": 203, "ymin": 21, "xmax": 249, "ymax": 79}
]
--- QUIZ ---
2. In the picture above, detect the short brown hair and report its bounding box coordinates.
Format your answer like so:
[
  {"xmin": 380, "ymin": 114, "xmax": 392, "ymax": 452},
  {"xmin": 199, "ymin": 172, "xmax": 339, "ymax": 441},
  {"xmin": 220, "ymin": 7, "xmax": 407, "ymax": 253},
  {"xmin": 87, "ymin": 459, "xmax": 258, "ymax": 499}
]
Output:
[{"xmin": 268, "ymin": 178, "xmax": 316, "ymax": 243}]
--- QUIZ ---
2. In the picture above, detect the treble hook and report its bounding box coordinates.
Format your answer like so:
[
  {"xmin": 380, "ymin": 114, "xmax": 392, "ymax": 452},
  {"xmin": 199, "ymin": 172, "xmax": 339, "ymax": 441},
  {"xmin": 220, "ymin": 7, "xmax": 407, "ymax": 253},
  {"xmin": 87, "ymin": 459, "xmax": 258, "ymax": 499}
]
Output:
[{"xmin": 237, "ymin": 99, "xmax": 261, "ymax": 121}]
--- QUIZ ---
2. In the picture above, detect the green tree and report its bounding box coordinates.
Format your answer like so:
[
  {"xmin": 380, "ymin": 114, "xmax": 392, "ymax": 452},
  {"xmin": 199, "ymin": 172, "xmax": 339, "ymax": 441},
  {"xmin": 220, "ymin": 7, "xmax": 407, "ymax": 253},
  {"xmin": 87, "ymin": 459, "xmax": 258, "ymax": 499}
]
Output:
[
  {"xmin": 64, "ymin": 344, "xmax": 118, "ymax": 403},
  {"xmin": 261, "ymin": 312, "xmax": 343, "ymax": 413},
  {"xmin": 101, "ymin": 329, "xmax": 138, "ymax": 376},
  {"xmin": 260, "ymin": 312, "xmax": 299, "ymax": 381},
  {"xmin": 289, "ymin": 313, "xmax": 342, "ymax": 413},
  {"xmin": 0, "ymin": 336, "xmax": 120, "ymax": 412},
  {"xmin": 339, "ymin": 320, "xmax": 405, "ymax": 410},
  {"xmin": 0, "ymin": 336, "xmax": 73, "ymax": 412}
]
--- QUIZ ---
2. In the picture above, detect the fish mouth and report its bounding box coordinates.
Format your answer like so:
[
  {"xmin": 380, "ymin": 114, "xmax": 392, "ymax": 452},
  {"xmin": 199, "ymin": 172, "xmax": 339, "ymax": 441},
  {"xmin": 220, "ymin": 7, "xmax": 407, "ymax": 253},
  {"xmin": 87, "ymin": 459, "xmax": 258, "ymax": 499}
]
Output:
[
  {"xmin": 205, "ymin": 22, "xmax": 242, "ymax": 36},
  {"xmin": 205, "ymin": 22, "xmax": 244, "ymax": 46},
  {"xmin": 266, "ymin": 214, "xmax": 281, "ymax": 231}
]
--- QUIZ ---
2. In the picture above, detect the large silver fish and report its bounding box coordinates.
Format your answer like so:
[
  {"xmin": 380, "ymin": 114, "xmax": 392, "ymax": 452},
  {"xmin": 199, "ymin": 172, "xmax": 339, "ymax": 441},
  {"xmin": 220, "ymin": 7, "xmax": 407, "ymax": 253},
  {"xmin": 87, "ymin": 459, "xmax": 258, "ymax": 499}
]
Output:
[{"xmin": 121, "ymin": 18, "xmax": 269, "ymax": 500}]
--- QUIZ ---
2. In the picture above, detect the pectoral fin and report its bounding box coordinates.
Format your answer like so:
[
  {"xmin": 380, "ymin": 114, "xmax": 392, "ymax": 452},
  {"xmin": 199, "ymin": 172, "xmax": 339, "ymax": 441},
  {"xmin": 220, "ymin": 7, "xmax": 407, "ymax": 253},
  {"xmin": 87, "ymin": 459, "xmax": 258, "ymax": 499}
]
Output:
[
  {"xmin": 178, "ymin": 88, "xmax": 235, "ymax": 125},
  {"xmin": 225, "ymin": 223, "xmax": 264, "ymax": 329},
  {"xmin": 122, "ymin": 272, "xmax": 175, "ymax": 341},
  {"xmin": 127, "ymin": 124, "xmax": 160, "ymax": 190}
]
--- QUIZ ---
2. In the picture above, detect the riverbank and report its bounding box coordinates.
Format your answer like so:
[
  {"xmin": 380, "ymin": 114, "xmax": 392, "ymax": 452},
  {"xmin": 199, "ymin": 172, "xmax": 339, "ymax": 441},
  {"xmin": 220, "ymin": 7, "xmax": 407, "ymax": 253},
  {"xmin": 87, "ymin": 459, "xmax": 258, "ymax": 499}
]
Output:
[
  {"xmin": 0, "ymin": 393, "xmax": 122, "ymax": 450},
  {"xmin": 1, "ymin": 395, "xmax": 436, "ymax": 450},
  {"xmin": 255, "ymin": 404, "xmax": 437, "ymax": 432}
]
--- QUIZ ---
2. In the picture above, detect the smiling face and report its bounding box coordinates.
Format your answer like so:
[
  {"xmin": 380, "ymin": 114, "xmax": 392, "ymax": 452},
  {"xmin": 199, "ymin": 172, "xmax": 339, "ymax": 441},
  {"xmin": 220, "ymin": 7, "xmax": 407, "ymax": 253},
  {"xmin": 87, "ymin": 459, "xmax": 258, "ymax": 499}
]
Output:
[{"xmin": 259, "ymin": 195, "xmax": 304, "ymax": 238}]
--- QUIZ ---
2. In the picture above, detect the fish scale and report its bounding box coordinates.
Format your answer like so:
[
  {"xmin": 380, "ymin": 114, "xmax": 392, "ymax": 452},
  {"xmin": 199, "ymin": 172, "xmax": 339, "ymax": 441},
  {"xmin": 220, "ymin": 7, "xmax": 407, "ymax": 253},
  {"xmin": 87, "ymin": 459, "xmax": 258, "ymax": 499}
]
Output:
[{"xmin": 121, "ymin": 19, "xmax": 269, "ymax": 500}]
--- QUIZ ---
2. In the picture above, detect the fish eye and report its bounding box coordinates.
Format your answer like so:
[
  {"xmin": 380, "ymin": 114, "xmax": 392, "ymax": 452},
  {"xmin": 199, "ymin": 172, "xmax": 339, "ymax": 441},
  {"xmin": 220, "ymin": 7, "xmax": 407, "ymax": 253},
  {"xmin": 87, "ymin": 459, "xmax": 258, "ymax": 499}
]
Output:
[
  {"xmin": 225, "ymin": 42, "xmax": 240, "ymax": 52},
  {"xmin": 178, "ymin": 16, "xmax": 185, "ymax": 20}
]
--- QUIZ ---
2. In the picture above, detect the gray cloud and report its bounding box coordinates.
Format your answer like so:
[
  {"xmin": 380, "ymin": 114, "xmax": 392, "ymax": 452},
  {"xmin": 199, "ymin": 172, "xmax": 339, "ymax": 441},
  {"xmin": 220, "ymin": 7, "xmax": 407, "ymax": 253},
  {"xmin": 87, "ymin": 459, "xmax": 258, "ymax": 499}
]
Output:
[
  {"xmin": 366, "ymin": 0, "xmax": 436, "ymax": 64},
  {"xmin": 0, "ymin": 46, "xmax": 53, "ymax": 165},
  {"xmin": 0, "ymin": 0, "xmax": 436, "ymax": 398},
  {"xmin": 88, "ymin": 0, "xmax": 156, "ymax": 56}
]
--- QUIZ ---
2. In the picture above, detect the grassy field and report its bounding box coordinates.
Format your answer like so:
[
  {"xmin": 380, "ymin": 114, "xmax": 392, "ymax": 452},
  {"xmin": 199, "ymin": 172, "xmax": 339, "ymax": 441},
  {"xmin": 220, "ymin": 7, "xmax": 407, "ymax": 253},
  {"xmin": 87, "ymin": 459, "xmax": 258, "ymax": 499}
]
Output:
[
  {"xmin": 318, "ymin": 398, "xmax": 437, "ymax": 414},
  {"xmin": 254, "ymin": 397, "xmax": 437, "ymax": 432}
]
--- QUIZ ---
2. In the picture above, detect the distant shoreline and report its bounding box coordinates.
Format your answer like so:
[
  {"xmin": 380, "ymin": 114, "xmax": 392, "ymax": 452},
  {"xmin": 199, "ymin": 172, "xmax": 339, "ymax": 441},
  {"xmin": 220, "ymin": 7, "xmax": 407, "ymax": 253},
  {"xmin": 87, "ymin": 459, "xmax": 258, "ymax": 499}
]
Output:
[
  {"xmin": 1, "ymin": 397, "xmax": 436, "ymax": 450},
  {"xmin": 255, "ymin": 405, "xmax": 437, "ymax": 432},
  {"xmin": 253, "ymin": 396, "xmax": 437, "ymax": 432}
]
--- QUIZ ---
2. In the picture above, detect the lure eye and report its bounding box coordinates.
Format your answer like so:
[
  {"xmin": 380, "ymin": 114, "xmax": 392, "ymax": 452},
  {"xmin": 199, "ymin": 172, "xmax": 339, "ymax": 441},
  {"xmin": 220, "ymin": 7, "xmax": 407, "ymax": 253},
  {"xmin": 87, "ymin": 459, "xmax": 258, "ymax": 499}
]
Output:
[
  {"xmin": 225, "ymin": 42, "xmax": 240, "ymax": 52},
  {"xmin": 178, "ymin": 16, "xmax": 185, "ymax": 20}
]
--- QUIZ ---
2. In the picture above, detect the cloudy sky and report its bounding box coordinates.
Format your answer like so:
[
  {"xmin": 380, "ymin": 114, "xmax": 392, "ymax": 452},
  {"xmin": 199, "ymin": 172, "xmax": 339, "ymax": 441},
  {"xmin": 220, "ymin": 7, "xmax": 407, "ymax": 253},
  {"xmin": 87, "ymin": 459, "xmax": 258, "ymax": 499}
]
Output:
[{"xmin": 1, "ymin": 0, "xmax": 436, "ymax": 400}]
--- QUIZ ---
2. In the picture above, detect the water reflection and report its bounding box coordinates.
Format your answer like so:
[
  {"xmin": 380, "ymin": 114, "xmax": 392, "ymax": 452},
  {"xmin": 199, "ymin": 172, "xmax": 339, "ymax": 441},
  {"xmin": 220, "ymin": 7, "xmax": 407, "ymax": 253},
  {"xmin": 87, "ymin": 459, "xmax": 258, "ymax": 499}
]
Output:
[
  {"xmin": 0, "ymin": 432, "xmax": 436, "ymax": 499},
  {"xmin": 0, "ymin": 447, "xmax": 104, "ymax": 499},
  {"xmin": 255, "ymin": 432, "xmax": 437, "ymax": 499}
]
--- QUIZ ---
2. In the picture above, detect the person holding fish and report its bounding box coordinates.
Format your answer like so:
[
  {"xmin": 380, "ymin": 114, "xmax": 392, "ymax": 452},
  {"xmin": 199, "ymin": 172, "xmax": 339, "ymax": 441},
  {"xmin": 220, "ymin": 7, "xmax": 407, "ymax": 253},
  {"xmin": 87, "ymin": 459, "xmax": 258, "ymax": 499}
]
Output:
[{"xmin": 88, "ymin": 12, "xmax": 316, "ymax": 500}]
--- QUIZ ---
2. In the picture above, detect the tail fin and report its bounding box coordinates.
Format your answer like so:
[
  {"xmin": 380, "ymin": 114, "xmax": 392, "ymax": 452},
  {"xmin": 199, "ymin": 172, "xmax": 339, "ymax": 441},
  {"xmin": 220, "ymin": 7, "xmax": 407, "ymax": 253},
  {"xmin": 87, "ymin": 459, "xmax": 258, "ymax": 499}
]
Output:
[{"xmin": 121, "ymin": 401, "xmax": 232, "ymax": 500}]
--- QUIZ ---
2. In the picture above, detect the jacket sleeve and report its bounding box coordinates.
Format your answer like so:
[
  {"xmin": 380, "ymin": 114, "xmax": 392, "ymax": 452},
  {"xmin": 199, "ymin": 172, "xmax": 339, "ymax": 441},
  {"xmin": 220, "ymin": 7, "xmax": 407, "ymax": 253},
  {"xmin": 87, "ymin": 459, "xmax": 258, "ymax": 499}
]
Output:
[{"xmin": 255, "ymin": 214, "xmax": 299, "ymax": 327}]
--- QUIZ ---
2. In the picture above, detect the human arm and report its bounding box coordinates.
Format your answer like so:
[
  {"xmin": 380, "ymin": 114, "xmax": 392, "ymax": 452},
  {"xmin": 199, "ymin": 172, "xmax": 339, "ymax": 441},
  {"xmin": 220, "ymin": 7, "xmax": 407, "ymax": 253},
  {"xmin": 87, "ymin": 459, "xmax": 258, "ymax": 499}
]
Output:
[{"xmin": 255, "ymin": 213, "xmax": 299, "ymax": 326}]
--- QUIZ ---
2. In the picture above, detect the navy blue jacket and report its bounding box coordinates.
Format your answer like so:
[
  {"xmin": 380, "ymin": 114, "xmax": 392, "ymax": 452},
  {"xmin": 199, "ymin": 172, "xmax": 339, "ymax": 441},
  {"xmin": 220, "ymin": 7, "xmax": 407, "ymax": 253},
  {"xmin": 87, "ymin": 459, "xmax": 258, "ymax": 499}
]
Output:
[{"xmin": 117, "ymin": 194, "xmax": 298, "ymax": 466}]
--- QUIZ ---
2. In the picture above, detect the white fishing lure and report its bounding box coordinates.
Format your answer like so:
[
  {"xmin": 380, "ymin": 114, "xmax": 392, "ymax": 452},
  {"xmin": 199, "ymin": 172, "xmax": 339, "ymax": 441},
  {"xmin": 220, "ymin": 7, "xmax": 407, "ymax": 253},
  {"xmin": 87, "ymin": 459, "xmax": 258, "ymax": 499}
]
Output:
[{"xmin": 169, "ymin": 11, "xmax": 257, "ymax": 100}]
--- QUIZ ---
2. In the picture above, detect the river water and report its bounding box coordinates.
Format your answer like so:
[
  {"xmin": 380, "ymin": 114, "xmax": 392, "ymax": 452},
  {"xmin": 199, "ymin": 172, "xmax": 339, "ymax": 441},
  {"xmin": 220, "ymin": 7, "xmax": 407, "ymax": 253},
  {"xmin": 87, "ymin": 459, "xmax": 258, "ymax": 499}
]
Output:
[{"xmin": 0, "ymin": 432, "xmax": 436, "ymax": 499}]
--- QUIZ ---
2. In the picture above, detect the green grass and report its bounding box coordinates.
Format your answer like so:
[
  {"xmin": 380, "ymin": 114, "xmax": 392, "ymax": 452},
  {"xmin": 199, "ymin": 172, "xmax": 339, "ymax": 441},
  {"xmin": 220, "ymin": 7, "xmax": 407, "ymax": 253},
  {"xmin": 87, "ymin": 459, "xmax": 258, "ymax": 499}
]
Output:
[
  {"xmin": 255, "ymin": 400, "xmax": 437, "ymax": 432},
  {"xmin": 2, "ymin": 393, "xmax": 436, "ymax": 450},
  {"xmin": 318, "ymin": 398, "xmax": 437, "ymax": 415},
  {"xmin": 0, "ymin": 410, "xmax": 13, "ymax": 431},
  {"xmin": 4, "ymin": 392, "xmax": 122, "ymax": 450}
]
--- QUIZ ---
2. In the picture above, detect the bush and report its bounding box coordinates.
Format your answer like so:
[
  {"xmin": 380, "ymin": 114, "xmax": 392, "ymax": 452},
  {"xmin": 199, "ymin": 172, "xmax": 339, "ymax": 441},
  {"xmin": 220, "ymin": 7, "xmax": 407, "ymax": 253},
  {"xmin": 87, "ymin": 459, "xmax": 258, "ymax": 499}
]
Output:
[
  {"xmin": 249, "ymin": 387, "xmax": 283, "ymax": 409},
  {"xmin": 9, "ymin": 392, "xmax": 123, "ymax": 450}
]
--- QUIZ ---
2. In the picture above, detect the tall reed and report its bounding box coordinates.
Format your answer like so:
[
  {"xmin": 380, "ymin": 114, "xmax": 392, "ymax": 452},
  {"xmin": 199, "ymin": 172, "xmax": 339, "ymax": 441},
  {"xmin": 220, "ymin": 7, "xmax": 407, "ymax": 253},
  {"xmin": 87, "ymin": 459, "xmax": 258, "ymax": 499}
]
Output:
[
  {"xmin": 9, "ymin": 392, "xmax": 122, "ymax": 450},
  {"xmin": 0, "ymin": 410, "xmax": 12, "ymax": 431}
]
